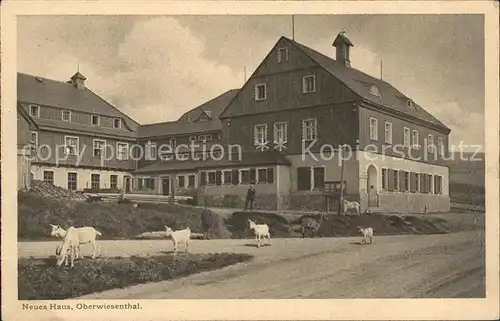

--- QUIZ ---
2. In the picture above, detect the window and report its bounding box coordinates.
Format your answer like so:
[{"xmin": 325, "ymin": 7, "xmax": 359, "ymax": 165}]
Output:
[
  {"xmin": 43, "ymin": 171, "xmax": 54, "ymax": 185},
  {"xmin": 148, "ymin": 142, "xmax": 157, "ymax": 160},
  {"xmin": 62, "ymin": 110, "xmax": 71, "ymax": 122},
  {"xmin": 189, "ymin": 135, "xmax": 196, "ymax": 142},
  {"xmin": 403, "ymin": 171, "xmax": 410, "ymax": 192},
  {"xmin": 302, "ymin": 119, "xmax": 317, "ymax": 141},
  {"xmin": 403, "ymin": 127, "xmax": 411, "ymax": 147},
  {"xmin": 297, "ymin": 167, "xmax": 311, "ymax": 191},
  {"xmin": 216, "ymin": 171, "xmax": 223, "ymax": 186},
  {"xmin": 410, "ymin": 172, "xmax": 418, "ymax": 193},
  {"xmin": 277, "ymin": 47, "xmax": 289, "ymax": 62},
  {"xmin": 93, "ymin": 139, "xmax": 106, "ymax": 158},
  {"xmin": 415, "ymin": 173, "xmax": 420, "ymax": 192},
  {"xmin": 381, "ymin": 168, "xmax": 388, "ymax": 190},
  {"xmin": 205, "ymin": 134, "xmax": 213, "ymax": 141},
  {"xmin": 255, "ymin": 84, "xmax": 267, "ymax": 101},
  {"xmin": 427, "ymin": 134, "xmax": 434, "ymax": 153},
  {"xmin": 384, "ymin": 122, "xmax": 392, "ymax": 144},
  {"xmin": 198, "ymin": 135, "xmax": 207, "ymax": 143},
  {"xmin": 91, "ymin": 174, "xmax": 100, "ymax": 190},
  {"xmin": 302, "ymin": 75, "xmax": 316, "ymax": 93},
  {"xmin": 188, "ymin": 175, "xmax": 196, "ymax": 187},
  {"xmin": 412, "ymin": 130, "xmax": 420, "ymax": 149},
  {"xmin": 29, "ymin": 104, "xmax": 40, "ymax": 117},
  {"xmin": 138, "ymin": 178, "xmax": 143, "ymax": 189},
  {"xmin": 178, "ymin": 176, "xmax": 186, "ymax": 188},
  {"xmin": 222, "ymin": 171, "xmax": 232, "ymax": 184},
  {"xmin": 67, "ymin": 172, "xmax": 77, "ymax": 190},
  {"xmin": 169, "ymin": 138, "xmax": 177, "ymax": 149},
  {"xmin": 113, "ymin": 118, "xmax": 122, "ymax": 129},
  {"xmin": 313, "ymin": 167, "xmax": 325, "ymax": 190},
  {"xmin": 177, "ymin": 153, "xmax": 189, "ymax": 161},
  {"xmin": 116, "ymin": 142, "xmax": 129, "ymax": 160},
  {"xmin": 207, "ymin": 171, "xmax": 216, "ymax": 185},
  {"xmin": 254, "ymin": 124, "xmax": 268, "ymax": 145},
  {"xmin": 390, "ymin": 169, "xmax": 399, "ymax": 192},
  {"xmin": 30, "ymin": 131, "xmax": 38, "ymax": 150},
  {"xmin": 273, "ymin": 122, "xmax": 288, "ymax": 144},
  {"xmin": 240, "ymin": 169, "xmax": 250, "ymax": 185},
  {"xmin": 434, "ymin": 175, "xmax": 442, "ymax": 194},
  {"xmin": 110, "ymin": 175, "xmax": 118, "ymax": 189},
  {"xmin": 91, "ymin": 114, "xmax": 100, "ymax": 126},
  {"xmin": 217, "ymin": 133, "xmax": 223, "ymax": 140},
  {"xmin": 369, "ymin": 85, "xmax": 381, "ymax": 97},
  {"xmin": 64, "ymin": 136, "xmax": 79, "ymax": 155},
  {"xmin": 437, "ymin": 137, "xmax": 444, "ymax": 156},
  {"xmin": 144, "ymin": 178, "xmax": 155, "ymax": 189},
  {"xmin": 257, "ymin": 168, "xmax": 267, "ymax": 184},
  {"xmin": 369, "ymin": 117, "xmax": 378, "ymax": 140}
]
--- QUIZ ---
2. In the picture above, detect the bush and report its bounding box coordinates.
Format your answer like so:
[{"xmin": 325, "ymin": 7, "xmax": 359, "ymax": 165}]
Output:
[
  {"xmin": 226, "ymin": 211, "xmax": 293, "ymax": 238},
  {"xmin": 18, "ymin": 253, "xmax": 253, "ymax": 300}
]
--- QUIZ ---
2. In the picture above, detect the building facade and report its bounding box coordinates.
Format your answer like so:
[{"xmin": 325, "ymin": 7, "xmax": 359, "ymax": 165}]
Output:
[{"xmin": 17, "ymin": 31, "xmax": 451, "ymax": 213}]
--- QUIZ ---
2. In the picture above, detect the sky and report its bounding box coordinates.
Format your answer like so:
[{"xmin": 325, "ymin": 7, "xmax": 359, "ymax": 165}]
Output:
[{"xmin": 17, "ymin": 15, "xmax": 484, "ymax": 150}]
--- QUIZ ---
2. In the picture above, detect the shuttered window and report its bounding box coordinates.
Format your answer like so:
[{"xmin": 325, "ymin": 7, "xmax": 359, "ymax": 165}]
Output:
[
  {"xmin": 297, "ymin": 167, "xmax": 311, "ymax": 191},
  {"xmin": 410, "ymin": 172, "xmax": 417, "ymax": 193},
  {"xmin": 434, "ymin": 175, "xmax": 442, "ymax": 194},
  {"xmin": 419, "ymin": 173, "xmax": 425, "ymax": 193},
  {"xmin": 200, "ymin": 172, "xmax": 207, "ymax": 186},
  {"xmin": 381, "ymin": 168, "xmax": 388, "ymax": 190},
  {"xmin": 399, "ymin": 171, "xmax": 405, "ymax": 192},
  {"xmin": 215, "ymin": 171, "xmax": 222, "ymax": 186},
  {"xmin": 250, "ymin": 168, "xmax": 257, "ymax": 183},
  {"xmin": 267, "ymin": 168, "xmax": 274, "ymax": 184},
  {"xmin": 231, "ymin": 169, "xmax": 239, "ymax": 185},
  {"xmin": 313, "ymin": 167, "xmax": 325, "ymax": 190}
]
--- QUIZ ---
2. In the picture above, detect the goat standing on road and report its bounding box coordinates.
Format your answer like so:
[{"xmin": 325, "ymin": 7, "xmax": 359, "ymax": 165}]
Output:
[
  {"xmin": 50, "ymin": 224, "xmax": 102, "ymax": 259},
  {"xmin": 165, "ymin": 226, "xmax": 191, "ymax": 255},
  {"xmin": 301, "ymin": 213, "xmax": 326, "ymax": 238},
  {"xmin": 55, "ymin": 226, "xmax": 80, "ymax": 267},
  {"xmin": 357, "ymin": 225, "xmax": 374, "ymax": 244},
  {"xmin": 248, "ymin": 219, "xmax": 271, "ymax": 248}
]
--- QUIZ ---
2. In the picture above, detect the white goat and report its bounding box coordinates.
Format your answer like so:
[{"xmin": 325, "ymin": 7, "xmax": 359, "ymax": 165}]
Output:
[
  {"xmin": 50, "ymin": 224, "xmax": 102, "ymax": 259},
  {"xmin": 357, "ymin": 225, "xmax": 374, "ymax": 245},
  {"xmin": 248, "ymin": 219, "xmax": 271, "ymax": 248},
  {"xmin": 55, "ymin": 226, "xmax": 80, "ymax": 267},
  {"xmin": 342, "ymin": 199, "xmax": 361, "ymax": 216},
  {"xmin": 165, "ymin": 226, "xmax": 191, "ymax": 255}
]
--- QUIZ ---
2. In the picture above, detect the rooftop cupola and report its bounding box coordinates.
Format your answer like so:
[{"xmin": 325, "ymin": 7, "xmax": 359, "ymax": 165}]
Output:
[
  {"xmin": 70, "ymin": 72, "xmax": 87, "ymax": 90},
  {"xmin": 333, "ymin": 31, "xmax": 354, "ymax": 68}
]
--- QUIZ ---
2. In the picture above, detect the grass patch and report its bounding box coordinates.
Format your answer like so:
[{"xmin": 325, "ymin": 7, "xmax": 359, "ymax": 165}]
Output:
[
  {"xmin": 18, "ymin": 192, "xmax": 231, "ymax": 241},
  {"xmin": 18, "ymin": 253, "xmax": 253, "ymax": 300},
  {"xmin": 225, "ymin": 211, "xmax": 293, "ymax": 238}
]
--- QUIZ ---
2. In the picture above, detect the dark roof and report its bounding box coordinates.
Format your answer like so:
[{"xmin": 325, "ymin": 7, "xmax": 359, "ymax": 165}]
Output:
[
  {"xmin": 134, "ymin": 151, "xmax": 291, "ymax": 174},
  {"xmin": 17, "ymin": 73, "xmax": 140, "ymax": 133},
  {"xmin": 289, "ymin": 38, "xmax": 449, "ymax": 130},
  {"xmin": 138, "ymin": 89, "xmax": 239, "ymax": 138},
  {"xmin": 34, "ymin": 118, "xmax": 137, "ymax": 139}
]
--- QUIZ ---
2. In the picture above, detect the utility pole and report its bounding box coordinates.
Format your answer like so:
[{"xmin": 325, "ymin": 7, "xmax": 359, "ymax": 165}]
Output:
[
  {"xmin": 171, "ymin": 174, "xmax": 176, "ymax": 204},
  {"xmin": 292, "ymin": 15, "xmax": 295, "ymax": 40},
  {"xmin": 339, "ymin": 145, "xmax": 345, "ymax": 215},
  {"xmin": 244, "ymin": 66, "xmax": 247, "ymax": 82},
  {"xmin": 380, "ymin": 60, "xmax": 383, "ymax": 80}
]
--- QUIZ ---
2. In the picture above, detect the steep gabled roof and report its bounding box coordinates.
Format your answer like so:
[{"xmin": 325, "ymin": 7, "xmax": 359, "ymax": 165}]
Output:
[
  {"xmin": 17, "ymin": 73, "xmax": 140, "ymax": 133},
  {"xmin": 138, "ymin": 89, "xmax": 239, "ymax": 138},
  {"xmin": 289, "ymin": 38, "xmax": 449, "ymax": 130}
]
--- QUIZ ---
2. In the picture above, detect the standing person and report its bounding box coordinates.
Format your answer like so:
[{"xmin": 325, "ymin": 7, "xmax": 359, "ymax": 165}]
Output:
[{"xmin": 244, "ymin": 182, "xmax": 256, "ymax": 211}]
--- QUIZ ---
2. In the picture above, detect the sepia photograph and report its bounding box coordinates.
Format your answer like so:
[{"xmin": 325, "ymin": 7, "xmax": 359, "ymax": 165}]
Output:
[{"xmin": 2, "ymin": 1, "xmax": 499, "ymax": 320}]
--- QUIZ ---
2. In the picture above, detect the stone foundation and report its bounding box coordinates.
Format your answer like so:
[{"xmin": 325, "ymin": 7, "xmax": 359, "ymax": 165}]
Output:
[{"xmin": 378, "ymin": 192, "xmax": 450, "ymax": 213}]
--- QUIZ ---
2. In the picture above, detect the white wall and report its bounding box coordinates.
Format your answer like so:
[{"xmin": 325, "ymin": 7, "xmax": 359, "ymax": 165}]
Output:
[
  {"xmin": 356, "ymin": 150, "xmax": 449, "ymax": 195},
  {"xmin": 31, "ymin": 165, "xmax": 131, "ymax": 190}
]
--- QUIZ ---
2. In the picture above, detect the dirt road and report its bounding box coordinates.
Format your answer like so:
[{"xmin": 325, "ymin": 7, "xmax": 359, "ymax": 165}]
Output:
[{"xmin": 23, "ymin": 230, "xmax": 483, "ymax": 299}]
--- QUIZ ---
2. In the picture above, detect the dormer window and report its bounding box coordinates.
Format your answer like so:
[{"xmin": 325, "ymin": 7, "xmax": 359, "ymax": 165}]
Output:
[
  {"xmin": 91, "ymin": 114, "xmax": 100, "ymax": 126},
  {"xmin": 407, "ymin": 99, "xmax": 415, "ymax": 109},
  {"xmin": 29, "ymin": 104, "xmax": 40, "ymax": 117},
  {"xmin": 277, "ymin": 47, "xmax": 289, "ymax": 63},
  {"xmin": 369, "ymin": 85, "xmax": 381, "ymax": 97},
  {"xmin": 113, "ymin": 118, "xmax": 122, "ymax": 129},
  {"xmin": 62, "ymin": 110, "xmax": 71, "ymax": 122},
  {"xmin": 255, "ymin": 84, "xmax": 267, "ymax": 101}
]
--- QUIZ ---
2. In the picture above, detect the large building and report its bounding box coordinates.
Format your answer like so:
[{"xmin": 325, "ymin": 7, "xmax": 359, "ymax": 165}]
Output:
[{"xmin": 17, "ymin": 32, "xmax": 451, "ymax": 213}]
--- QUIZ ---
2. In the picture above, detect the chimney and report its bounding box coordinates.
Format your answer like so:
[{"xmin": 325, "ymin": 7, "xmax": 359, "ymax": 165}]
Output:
[
  {"xmin": 333, "ymin": 31, "xmax": 354, "ymax": 68},
  {"xmin": 70, "ymin": 72, "xmax": 87, "ymax": 90}
]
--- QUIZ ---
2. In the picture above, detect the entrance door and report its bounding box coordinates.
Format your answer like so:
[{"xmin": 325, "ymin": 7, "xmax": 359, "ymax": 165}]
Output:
[
  {"xmin": 162, "ymin": 178, "xmax": 170, "ymax": 196},
  {"xmin": 367, "ymin": 165, "xmax": 378, "ymax": 207},
  {"xmin": 124, "ymin": 176, "xmax": 131, "ymax": 193}
]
